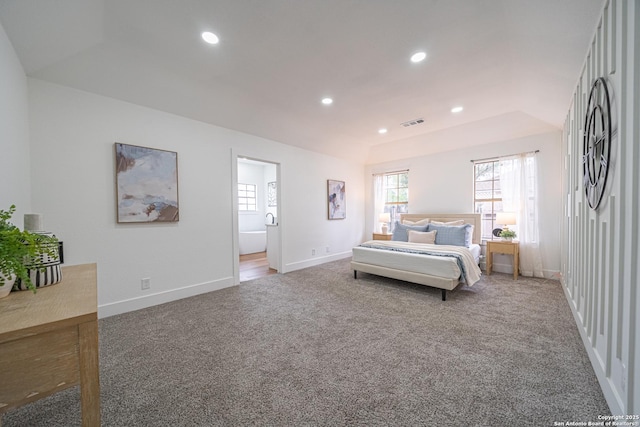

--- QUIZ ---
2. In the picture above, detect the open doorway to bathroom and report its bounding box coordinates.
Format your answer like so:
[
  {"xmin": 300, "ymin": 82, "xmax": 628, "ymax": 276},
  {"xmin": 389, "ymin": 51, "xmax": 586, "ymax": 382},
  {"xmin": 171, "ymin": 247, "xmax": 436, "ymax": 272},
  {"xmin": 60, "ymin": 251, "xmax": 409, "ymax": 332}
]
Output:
[
  {"xmin": 239, "ymin": 252, "xmax": 276, "ymax": 281},
  {"xmin": 236, "ymin": 157, "xmax": 279, "ymax": 282}
]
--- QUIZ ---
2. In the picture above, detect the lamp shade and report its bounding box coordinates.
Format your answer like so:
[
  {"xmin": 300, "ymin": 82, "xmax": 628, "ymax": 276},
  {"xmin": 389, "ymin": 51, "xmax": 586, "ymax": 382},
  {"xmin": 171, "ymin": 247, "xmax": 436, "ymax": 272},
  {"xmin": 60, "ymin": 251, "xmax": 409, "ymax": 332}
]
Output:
[
  {"xmin": 496, "ymin": 212, "xmax": 517, "ymax": 226},
  {"xmin": 379, "ymin": 213, "xmax": 391, "ymax": 223}
]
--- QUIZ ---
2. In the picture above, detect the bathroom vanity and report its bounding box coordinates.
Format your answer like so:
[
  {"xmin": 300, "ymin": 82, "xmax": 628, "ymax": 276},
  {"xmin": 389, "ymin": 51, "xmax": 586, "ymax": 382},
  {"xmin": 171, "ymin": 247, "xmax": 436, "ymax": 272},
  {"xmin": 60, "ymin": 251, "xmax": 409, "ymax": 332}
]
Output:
[{"xmin": 266, "ymin": 224, "xmax": 279, "ymax": 271}]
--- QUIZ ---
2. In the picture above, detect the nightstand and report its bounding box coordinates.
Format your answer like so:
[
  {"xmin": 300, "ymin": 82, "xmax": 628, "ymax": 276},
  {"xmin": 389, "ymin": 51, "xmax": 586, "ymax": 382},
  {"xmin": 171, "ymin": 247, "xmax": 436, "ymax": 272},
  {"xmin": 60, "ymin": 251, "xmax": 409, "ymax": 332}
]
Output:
[
  {"xmin": 486, "ymin": 240, "xmax": 520, "ymax": 280},
  {"xmin": 372, "ymin": 233, "xmax": 392, "ymax": 241}
]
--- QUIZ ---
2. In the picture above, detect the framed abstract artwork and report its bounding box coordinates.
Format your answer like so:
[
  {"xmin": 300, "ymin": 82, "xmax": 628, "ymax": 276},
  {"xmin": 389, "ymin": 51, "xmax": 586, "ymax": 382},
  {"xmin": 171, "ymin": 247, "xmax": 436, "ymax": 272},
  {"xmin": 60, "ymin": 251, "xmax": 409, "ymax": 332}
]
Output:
[
  {"xmin": 115, "ymin": 143, "xmax": 179, "ymax": 223},
  {"xmin": 327, "ymin": 179, "xmax": 346, "ymax": 220}
]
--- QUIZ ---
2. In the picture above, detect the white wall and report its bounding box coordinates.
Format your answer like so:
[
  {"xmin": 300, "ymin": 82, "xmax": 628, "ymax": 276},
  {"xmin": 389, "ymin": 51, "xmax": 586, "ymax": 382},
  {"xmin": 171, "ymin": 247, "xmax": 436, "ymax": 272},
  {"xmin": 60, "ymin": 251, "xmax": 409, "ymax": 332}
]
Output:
[
  {"xmin": 562, "ymin": 0, "xmax": 640, "ymax": 415},
  {"xmin": 365, "ymin": 131, "xmax": 563, "ymax": 277},
  {"xmin": 27, "ymin": 79, "xmax": 365, "ymax": 317},
  {"xmin": 0, "ymin": 21, "xmax": 31, "ymax": 224}
]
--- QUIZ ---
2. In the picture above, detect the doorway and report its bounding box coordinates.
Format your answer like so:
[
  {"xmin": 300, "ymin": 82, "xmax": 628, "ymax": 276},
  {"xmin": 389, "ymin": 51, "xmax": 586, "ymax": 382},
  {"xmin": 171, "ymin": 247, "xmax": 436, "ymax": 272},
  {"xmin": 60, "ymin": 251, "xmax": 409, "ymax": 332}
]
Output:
[
  {"xmin": 234, "ymin": 156, "xmax": 281, "ymax": 283},
  {"xmin": 239, "ymin": 252, "xmax": 277, "ymax": 281}
]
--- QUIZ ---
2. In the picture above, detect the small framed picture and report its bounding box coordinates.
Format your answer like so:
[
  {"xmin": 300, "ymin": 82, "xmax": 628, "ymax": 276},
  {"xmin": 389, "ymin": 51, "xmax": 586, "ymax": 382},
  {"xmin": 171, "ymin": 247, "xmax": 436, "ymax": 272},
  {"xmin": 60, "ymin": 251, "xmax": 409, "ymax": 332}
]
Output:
[
  {"xmin": 268, "ymin": 181, "xmax": 277, "ymax": 207},
  {"xmin": 327, "ymin": 179, "xmax": 346, "ymax": 220}
]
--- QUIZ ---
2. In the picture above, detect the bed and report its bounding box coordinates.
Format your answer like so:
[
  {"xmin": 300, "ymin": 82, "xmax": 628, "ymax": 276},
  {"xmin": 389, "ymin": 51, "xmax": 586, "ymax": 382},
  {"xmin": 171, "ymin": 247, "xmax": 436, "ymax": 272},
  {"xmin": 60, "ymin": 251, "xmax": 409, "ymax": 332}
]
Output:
[{"xmin": 351, "ymin": 213, "xmax": 482, "ymax": 301}]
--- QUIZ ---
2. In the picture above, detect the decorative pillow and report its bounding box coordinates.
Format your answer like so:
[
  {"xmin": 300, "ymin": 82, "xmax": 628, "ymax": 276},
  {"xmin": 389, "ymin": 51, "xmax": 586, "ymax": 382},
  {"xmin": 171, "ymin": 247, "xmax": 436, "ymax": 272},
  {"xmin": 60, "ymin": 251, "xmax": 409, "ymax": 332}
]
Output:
[
  {"xmin": 408, "ymin": 230, "xmax": 437, "ymax": 244},
  {"xmin": 402, "ymin": 218, "xmax": 430, "ymax": 226},
  {"xmin": 431, "ymin": 219, "xmax": 464, "ymax": 226},
  {"xmin": 426, "ymin": 223, "xmax": 473, "ymax": 247},
  {"xmin": 465, "ymin": 225, "xmax": 475, "ymax": 246},
  {"xmin": 392, "ymin": 221, "xmax": 428, "ymax": 242}
]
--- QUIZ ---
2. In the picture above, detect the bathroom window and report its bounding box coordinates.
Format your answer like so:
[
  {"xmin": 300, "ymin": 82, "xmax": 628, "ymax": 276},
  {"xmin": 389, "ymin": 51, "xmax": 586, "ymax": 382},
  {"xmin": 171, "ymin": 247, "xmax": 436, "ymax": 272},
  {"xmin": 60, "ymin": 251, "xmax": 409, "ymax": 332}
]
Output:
[{"xmin": 238, "ymin": 183, "xmax": 257, "ymax": 211}]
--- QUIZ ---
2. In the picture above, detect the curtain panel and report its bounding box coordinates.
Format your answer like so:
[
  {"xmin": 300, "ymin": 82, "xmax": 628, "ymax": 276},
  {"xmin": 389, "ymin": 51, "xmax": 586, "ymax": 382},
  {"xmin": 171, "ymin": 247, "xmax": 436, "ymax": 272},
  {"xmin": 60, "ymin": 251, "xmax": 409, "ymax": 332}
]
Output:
[
  {"xmin": 373, "ymin": 173, "xmax": 385, "ymax": 233},
  {"xmin": 499, "ymin": 153, "xmax": 544, "ymax": 277}
]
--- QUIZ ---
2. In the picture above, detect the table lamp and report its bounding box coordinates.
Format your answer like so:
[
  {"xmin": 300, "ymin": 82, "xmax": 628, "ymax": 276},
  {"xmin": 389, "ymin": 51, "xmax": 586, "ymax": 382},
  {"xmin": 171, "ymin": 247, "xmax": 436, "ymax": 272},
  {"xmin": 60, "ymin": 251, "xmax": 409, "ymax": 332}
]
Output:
[
  {"xmin": 496, "ymin": 212, "xmax": 517, "ymax": 231},
  {"xmin": 379, "ymin": 213, "xmax": 391, "ymax": 234}
]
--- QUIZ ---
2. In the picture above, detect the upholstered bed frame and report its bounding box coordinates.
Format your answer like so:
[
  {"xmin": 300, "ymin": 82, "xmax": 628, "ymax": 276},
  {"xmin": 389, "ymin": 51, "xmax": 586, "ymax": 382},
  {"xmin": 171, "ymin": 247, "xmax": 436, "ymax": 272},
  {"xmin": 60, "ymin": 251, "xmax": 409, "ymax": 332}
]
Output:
[{"xmin": 351, "ymin": 213, "xmax": 481, "ymax": 300}]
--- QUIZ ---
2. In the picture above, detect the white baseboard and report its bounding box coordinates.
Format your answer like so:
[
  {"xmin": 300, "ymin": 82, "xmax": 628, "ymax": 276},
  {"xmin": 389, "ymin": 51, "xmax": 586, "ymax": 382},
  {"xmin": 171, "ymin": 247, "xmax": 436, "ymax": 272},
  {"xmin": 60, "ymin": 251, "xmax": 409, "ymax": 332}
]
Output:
[
  {"xmin": 98, "ymin": 276, "xmax": 235, "ymax": 318},
  {"xmin": 100, "ymin": 252, "xmax": 352, "ymax": 318},
  {"xmin": 481, "ymin": 261, "xmax": 560, "ymax": 279},
  {"xmin": 283, "ymin": 251, "xmax": 352, "ymax": 273}
]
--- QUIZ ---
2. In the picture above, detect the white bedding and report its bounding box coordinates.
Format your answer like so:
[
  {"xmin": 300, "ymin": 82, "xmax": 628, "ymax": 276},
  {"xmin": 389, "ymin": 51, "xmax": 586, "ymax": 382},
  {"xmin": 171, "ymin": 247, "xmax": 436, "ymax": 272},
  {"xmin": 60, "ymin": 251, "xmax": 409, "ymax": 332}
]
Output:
[
  {"xmin": 469, "ymin": 244, "xmax": 481, "ymax": 263},
  {"xmin": 353, "ymin": 241, "xmax": 482, "ymax": 286}
]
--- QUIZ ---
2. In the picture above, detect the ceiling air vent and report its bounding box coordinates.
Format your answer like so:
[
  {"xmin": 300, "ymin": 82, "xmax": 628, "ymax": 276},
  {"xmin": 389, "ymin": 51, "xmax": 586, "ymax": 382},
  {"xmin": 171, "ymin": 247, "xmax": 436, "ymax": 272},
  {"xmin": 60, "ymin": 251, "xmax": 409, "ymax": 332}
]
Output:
[{"xmin": 400, "ymin": 118, "xmax": 425, "ymax": 128}]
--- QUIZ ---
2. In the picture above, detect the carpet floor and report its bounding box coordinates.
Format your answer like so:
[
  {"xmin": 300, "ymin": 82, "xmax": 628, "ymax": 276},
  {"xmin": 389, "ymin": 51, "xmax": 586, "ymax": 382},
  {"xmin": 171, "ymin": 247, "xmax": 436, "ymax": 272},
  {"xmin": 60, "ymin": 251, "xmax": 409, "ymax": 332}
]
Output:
[{"xmin": 2, "ymin": 258, "xmax": 609, "ymax": 426}]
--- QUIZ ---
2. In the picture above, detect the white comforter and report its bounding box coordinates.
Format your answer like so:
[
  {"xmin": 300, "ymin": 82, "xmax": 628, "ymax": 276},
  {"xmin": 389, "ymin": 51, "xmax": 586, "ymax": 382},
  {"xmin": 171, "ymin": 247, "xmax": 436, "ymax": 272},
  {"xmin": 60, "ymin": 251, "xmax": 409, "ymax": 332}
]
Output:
[{"xmin": 358, "ymin": 240, "xmax": 482, "ymax": 286}]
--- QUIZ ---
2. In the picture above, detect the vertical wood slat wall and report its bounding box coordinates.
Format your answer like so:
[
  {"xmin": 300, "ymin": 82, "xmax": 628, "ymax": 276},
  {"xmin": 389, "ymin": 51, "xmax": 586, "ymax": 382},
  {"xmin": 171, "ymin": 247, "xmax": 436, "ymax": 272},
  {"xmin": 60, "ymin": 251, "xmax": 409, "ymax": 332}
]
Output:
[{"xmin": 562, "ymin": 0, "xmax": 639, "ymax": 415}]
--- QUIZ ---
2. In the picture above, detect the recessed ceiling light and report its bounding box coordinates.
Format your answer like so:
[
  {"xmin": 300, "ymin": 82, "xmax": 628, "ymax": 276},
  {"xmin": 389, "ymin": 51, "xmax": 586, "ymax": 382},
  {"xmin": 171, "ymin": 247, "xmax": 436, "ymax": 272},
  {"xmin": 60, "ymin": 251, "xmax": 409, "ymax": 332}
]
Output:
[
  {"xmin": 410, "ymin": 51, "xmax": 427, "ymax": 63},
  {"xmin": 321, "ymin": 97, "xmax": 333, "ymax": 105},
  {"xmin": 451, "ymin": 106, "xmax": 464, "ymax": 113},
  {"xmin": 202, "ymin": 32, "xmax": 219, "ymax": 44},
  {"xmin": 378, "ymin": 128, "xmax": 388, "ymax": 134}
]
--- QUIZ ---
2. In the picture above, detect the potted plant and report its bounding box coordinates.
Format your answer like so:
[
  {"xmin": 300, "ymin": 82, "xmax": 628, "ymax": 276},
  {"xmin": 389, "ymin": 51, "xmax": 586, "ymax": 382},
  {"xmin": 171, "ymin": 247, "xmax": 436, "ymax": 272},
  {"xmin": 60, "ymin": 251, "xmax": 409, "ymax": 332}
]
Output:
[
  {"xmin": 0, "ymin": 205, "xmax": 58, "ymax": 297},
  {"xmin": 499, "ymin": 229, "xmax": 517, "ymax": 241}
]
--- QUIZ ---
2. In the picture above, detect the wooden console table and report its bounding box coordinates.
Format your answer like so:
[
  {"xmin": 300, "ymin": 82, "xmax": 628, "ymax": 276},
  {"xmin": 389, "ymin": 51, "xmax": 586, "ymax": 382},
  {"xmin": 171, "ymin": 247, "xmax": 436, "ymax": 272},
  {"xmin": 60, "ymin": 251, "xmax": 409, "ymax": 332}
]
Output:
[
  {"xmin": 0, "ymin": 263, "xmax": 100, "ymax": 426},
  {"xmin": 486, "ymin": 240, "xmax": 520, "ymax": 280}
]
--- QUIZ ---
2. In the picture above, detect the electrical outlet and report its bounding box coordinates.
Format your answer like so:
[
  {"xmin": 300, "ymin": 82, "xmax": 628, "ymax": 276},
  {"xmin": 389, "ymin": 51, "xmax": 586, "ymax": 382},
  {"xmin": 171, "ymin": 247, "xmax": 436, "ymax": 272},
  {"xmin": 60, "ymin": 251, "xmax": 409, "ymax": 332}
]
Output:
[
  {"xmin": 326, "ymin": 246, "xmax": 330, "ymax": 253},
  {"xmin": 311, "ymin": 248, "xmax": 316, "ymax": 256},
  {"xmin": 141, "ymin": 278, "xmax": 151, "ymax": 290}
]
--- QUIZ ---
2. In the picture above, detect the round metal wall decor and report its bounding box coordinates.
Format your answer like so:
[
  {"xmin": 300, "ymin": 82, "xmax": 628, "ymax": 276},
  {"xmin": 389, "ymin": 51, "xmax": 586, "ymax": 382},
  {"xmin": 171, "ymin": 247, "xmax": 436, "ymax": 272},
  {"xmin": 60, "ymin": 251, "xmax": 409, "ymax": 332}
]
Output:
[{"xmin": 583, "ymin": 77, "xmax": 612, "ymax": 210}]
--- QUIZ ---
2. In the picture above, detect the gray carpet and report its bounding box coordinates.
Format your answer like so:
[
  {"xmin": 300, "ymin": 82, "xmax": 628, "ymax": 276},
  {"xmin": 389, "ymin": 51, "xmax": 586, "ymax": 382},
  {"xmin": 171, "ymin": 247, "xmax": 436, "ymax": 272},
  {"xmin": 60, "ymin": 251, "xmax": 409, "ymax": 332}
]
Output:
[{"xmin": 2, "ymin": 258, "xmax": 609, "ymax": 426}]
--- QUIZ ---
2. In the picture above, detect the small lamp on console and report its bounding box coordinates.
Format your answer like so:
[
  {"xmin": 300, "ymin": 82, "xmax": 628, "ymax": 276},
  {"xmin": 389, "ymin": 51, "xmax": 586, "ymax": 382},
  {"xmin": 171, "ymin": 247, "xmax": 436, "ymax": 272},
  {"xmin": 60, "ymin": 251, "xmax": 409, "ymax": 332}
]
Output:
[{"xmin": 379, "ymin": 213, "xmax": 391, "ymax": 234}]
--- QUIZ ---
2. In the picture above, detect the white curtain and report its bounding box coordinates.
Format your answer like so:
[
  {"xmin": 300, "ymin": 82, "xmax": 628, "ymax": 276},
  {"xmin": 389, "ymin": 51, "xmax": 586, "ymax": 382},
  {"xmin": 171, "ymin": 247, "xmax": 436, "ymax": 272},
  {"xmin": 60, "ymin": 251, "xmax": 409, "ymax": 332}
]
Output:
[
  {"xmin": 373, "ymin": 173, "xmax": 385, "ymax": 233},
  {"xmin": 499, "ymin": 153, "xmax": 544, "ymax": 277}
]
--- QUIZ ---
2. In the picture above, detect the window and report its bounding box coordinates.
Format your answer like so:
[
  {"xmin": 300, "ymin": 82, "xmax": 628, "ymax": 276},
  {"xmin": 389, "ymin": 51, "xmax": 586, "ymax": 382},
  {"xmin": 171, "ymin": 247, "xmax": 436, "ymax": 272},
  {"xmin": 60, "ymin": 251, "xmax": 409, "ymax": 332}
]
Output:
[
  {"xmin": 474, "ymin": 160, "xmax": 502, "ymax": 240},
  {"xmin": 473, "ymin": 152, "xmax": 543, "ymax": 275},
  {"xmin": 374, "ymin": 171, "xmax": 409, "ymax": 231},
  {"xmin": 238, "ymin": 183, "xmax": 257, "ymax": 211}
]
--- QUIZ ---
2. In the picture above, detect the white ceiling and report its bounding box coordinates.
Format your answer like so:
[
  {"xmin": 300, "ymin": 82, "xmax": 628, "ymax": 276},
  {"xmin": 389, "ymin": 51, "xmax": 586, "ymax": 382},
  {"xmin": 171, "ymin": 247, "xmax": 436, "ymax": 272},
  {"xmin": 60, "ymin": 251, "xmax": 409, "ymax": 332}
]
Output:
[{"xmin": 0, "ymin": 0, "xmax": 604, "ymax": 164}]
